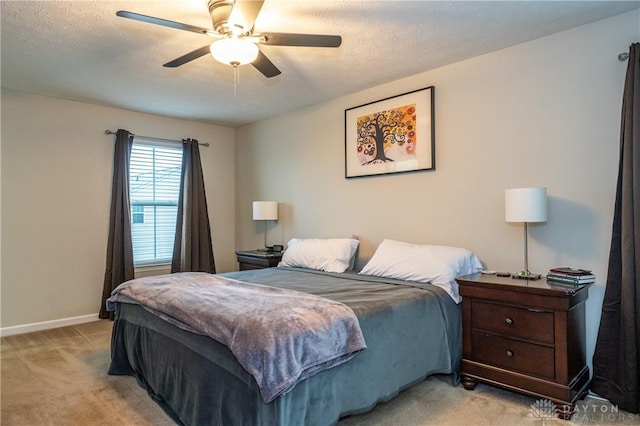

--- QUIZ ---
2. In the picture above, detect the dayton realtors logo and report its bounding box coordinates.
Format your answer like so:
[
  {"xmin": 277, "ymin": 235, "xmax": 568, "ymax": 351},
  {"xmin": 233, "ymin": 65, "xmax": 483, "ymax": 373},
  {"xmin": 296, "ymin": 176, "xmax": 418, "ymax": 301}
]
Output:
[
  {"xmin": 528, "ymin": 399, "xmax": 558, "ymax": 423},
  {"xmin": 528, "ymin": 398, "xmax": 639, "ymax": 423}
]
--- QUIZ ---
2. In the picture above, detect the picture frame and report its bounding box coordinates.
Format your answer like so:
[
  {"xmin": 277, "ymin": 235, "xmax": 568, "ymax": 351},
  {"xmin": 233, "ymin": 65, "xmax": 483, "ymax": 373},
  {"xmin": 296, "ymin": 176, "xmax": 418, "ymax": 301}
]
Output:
[{"xmin": 344, "ymin": 86, "xmax": 435, "ymax": 178}]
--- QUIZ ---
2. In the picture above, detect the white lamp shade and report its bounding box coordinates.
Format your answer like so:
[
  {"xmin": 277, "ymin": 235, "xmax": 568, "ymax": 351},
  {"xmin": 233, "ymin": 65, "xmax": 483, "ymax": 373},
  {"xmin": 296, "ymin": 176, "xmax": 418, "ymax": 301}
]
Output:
[
  {"xmin": 505, "ymin": 187, "xmax": 547, "ymax": 223},
  {"xmin": 210, "ymin": 38, "xmax": 259, "ymax": 66},
  {"xmin": 253, "ymin": 201, "xmax": 278, "ymax": 221}
]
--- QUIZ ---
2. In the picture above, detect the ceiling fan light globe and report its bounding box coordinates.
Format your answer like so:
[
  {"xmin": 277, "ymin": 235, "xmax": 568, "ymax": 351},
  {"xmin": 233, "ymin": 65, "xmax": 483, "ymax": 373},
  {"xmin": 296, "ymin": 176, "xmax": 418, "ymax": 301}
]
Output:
[{"xmin": 210, "ymin": 38, "xmax": 259, "ymax": 66}]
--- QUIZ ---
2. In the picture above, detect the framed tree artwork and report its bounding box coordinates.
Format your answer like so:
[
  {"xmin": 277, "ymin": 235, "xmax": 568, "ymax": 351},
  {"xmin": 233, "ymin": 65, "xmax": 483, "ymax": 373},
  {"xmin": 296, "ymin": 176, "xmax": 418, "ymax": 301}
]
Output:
[{"xmin": 344, "ymin": 86, "xmax": 435, "ymax": 178}]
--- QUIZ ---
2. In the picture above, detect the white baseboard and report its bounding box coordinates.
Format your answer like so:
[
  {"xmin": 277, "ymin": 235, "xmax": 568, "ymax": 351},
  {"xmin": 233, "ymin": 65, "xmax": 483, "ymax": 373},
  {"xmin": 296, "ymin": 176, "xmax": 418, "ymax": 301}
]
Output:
[{"xmin": 0, "ymin": 313, "xmax": 101, "ymax": 337}]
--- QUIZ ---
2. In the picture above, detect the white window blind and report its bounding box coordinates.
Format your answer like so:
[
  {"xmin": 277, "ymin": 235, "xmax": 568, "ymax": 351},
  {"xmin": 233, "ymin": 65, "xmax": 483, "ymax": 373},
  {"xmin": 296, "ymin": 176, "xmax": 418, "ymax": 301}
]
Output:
[{"xmin": 129, "ymin": 139, "xmax": 183, "ymax": 266}]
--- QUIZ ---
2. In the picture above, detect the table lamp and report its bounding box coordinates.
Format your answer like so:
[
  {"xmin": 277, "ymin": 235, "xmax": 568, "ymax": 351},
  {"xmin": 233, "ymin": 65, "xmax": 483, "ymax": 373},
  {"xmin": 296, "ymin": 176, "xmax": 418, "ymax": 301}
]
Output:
[
  {"xmin": 505, "ymin": 187, "xmax": 547, "ymax": 280},
  {"xmin": 253, "ymin": 201, "xmax": 278, "ymax": 251}
]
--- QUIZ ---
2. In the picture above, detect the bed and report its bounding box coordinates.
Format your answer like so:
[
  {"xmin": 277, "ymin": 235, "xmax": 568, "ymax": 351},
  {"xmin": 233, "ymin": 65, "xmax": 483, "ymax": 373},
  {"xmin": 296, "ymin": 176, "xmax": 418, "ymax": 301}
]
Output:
[{"xmin": 107, "ymin": 239, "xmax": 481, "ymax": 425}]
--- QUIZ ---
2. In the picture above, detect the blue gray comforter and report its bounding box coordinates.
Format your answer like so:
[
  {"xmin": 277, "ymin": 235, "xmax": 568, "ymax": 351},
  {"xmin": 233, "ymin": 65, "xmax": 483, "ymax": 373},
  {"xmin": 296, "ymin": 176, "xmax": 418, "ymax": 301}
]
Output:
[{"xmin": 106, "ymin": 272, "xmax": 367, "ymax": 403}]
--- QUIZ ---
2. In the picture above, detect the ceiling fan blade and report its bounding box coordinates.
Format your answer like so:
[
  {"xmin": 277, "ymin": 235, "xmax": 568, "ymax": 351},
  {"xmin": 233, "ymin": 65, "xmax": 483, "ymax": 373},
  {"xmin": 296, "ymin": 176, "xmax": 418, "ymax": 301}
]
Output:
[
  {"xmin": 163, "ymin": 46, "xmax": 212, "ymax": 68},
  {"xmin": 229, "ymin": 0, "xmax": 265, "ymax": 32},
  {"xmin": 260, "ymin": 33, "xmax": 342, "ymax": 48},
  {"xmin": 116, "ymin": 10, "xmax": 211, "ymax": 35},
  {"xmin": 252, "ymin": 50, "xmax": 281, "ymax": 78}
]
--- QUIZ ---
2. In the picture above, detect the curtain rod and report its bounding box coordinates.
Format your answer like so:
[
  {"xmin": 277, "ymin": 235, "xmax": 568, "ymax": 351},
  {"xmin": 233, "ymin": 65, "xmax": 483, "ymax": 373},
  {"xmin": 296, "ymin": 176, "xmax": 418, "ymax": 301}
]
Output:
[{"xmin": 104, "ymin": 130, "xmax": 209, "ymax": 147}]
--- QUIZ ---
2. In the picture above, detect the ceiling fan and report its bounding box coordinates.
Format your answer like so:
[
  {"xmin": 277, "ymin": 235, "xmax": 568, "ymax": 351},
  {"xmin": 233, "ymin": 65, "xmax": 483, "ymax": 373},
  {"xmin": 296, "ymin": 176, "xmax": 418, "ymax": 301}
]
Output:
[{"xmin": 116, "ymin": 0, "xmax": 342, "ymax": 79}]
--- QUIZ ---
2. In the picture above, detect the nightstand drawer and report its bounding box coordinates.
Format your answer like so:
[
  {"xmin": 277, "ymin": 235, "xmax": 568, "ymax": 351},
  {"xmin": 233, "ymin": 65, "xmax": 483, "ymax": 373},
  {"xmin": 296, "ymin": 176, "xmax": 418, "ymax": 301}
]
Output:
[
  {"xmin": 472, "ymin": 331, "xmax": 555, "ymax": 379},
  {"xmin": 472, "ymin": 300, "xmax": 554, "ymax": 344}
]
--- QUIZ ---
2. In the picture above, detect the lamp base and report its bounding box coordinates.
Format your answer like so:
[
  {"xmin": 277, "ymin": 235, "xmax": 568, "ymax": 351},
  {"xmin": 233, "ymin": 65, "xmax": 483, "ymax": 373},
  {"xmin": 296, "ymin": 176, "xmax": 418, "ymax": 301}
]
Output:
[{"xmin": 512, "ymin": 272, "xmax": 542, "ymax": 280}]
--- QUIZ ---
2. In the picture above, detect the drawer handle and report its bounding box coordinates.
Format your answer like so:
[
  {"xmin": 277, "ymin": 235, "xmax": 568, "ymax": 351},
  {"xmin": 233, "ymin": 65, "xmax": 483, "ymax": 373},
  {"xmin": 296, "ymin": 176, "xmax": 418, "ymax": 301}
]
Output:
[
  {"xmin": 504, "ymin": 318, "xmax": 513, "ymax": 325},
  {"xmin": 506, "ymin": 350, "xmax": 514, "ymax": 358}
]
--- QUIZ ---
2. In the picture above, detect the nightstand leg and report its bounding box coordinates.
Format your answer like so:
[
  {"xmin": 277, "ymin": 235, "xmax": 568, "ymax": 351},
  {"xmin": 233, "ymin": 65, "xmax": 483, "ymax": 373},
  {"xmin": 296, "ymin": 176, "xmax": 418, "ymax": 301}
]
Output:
[
  {"xmin": 557, "ymin": 403, "xmax": 575, "ymax": 420},
  {"xmin": 461, "ymin": 376, "xmax": 477, "ymax": 390}
]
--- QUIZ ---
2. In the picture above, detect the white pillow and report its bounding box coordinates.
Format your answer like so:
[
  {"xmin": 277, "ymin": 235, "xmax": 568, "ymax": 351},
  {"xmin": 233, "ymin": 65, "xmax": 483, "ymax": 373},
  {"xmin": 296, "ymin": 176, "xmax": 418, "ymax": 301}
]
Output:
[
  {"xmin": 359, "ymin": 239, "xmax": 483, "ymax": 303},
  {"xmin": 278, "ymin": 238, "xmax": 360, "ymax": 273}
]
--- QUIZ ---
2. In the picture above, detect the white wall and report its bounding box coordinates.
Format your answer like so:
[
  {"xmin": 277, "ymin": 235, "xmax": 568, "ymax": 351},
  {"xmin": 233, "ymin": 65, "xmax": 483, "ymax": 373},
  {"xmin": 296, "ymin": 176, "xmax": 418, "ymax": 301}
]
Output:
[
  {"xmin": 1, "ymin": 90, "xmax": 236, "ymax": 329},
  {"xmin": 236, "ymin": 11, "xmax": 640, "ymax": 371}
]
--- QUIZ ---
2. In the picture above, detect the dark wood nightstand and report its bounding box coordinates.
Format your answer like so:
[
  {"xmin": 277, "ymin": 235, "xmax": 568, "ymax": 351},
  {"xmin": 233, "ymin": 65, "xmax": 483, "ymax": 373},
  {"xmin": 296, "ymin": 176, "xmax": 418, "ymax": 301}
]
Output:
[
  {"xmin": 456, "ymin": 273, "xmax": 591, "ymax": 420},
  {"xmin": 235, "ymin": 250, "xmax": 283, "ymax": 271}
]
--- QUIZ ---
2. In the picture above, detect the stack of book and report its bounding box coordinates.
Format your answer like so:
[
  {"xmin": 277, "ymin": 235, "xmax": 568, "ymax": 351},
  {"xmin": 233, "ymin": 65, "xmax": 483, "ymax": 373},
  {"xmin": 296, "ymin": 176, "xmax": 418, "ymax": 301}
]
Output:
[{"xmin": 546, "ymin": 267, "xmax": 596, "ymax": 285}]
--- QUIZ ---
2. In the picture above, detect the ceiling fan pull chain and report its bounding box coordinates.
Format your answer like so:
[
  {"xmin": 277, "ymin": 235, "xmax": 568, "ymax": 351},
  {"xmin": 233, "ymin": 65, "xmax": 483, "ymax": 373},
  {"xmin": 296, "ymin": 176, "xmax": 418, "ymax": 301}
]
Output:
[{"xmin": 232, "ymin": 61, "xmax": 240, "ymax": 96}]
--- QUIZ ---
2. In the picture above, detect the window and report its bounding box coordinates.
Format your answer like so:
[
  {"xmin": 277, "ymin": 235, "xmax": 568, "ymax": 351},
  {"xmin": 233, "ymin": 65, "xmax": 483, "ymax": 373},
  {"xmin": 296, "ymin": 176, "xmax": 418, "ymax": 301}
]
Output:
[{"xmin": 129, "ymin": 139, "xmax": 183, "ymax": 266}]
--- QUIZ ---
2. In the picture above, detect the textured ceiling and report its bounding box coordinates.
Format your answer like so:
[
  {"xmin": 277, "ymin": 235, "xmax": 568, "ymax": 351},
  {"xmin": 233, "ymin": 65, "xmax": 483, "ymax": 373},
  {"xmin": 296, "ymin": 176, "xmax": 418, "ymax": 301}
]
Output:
[{"xmin": 2, "ymin": 1, "xmax": 638, "ymax": 127}]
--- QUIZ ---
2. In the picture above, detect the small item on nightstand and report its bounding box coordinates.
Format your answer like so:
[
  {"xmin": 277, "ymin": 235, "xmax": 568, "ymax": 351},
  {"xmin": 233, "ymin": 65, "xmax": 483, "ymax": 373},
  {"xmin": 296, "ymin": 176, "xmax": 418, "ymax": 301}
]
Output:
[
  {"xmin": 547, "ymin": 267, "xmax": 596, "ymax": 285},
  {"xmin": 496, "ymin": 272, "xmax": 511, "ymax": 277},
  {"xmin": 512, "ymin": 270, "xmax": 542, "ymax": 280},
  {"xmin": 481, "ymin": 270, "xmax": 496, "ymax": 275}
]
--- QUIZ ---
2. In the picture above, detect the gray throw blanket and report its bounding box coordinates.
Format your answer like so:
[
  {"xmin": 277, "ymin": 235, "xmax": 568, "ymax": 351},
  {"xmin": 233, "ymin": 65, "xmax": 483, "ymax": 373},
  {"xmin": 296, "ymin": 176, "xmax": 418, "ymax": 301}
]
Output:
[{"xmin": 107, "ymin": 272, "xmax": 367, "ymax": 403}]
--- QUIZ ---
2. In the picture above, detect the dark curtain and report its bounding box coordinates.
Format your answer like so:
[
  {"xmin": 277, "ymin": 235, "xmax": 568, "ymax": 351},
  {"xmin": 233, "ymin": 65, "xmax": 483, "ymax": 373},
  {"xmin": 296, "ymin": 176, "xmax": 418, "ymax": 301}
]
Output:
[
  {"xmin": 591, "ymin": 43, "xmax": 640, "ymax": 414},
  {"xmin": 171, "ymin": 139, "xmax": 216, "ymax": 273},
  {"xmin": 99, "ymin": 129, "xmax": 135, "ymax": 319}
]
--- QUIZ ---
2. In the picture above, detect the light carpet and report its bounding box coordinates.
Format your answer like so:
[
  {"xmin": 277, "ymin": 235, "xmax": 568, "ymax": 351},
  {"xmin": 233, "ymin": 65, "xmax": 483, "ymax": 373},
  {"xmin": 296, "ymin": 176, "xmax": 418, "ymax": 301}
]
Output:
[{"xmin": 1, "ymin": 320, "xmax": 636, "ymax": 425}]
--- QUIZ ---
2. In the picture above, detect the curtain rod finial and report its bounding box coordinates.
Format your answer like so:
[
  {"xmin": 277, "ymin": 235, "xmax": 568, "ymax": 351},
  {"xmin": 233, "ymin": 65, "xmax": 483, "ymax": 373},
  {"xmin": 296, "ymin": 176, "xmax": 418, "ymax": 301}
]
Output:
[{"xmin": 619, "ymin": 52, "xmax": 629, "ymax": 61}]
